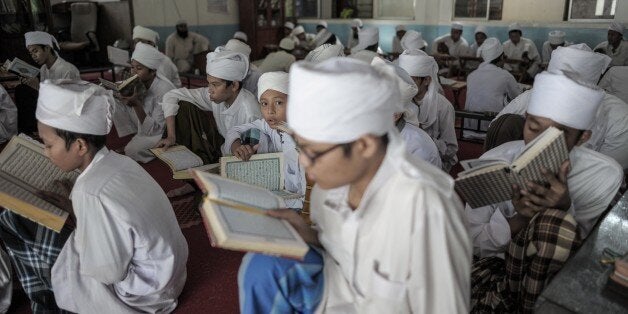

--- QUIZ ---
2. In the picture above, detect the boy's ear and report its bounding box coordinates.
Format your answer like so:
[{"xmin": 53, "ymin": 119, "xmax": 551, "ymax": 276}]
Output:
[
  {"xmin": 75, "ymin": 138, "xmax": 90, "ymax": 155},
  {"xmin": 576, "ymin": 130, "xmax": 592, "ymax": 146}
]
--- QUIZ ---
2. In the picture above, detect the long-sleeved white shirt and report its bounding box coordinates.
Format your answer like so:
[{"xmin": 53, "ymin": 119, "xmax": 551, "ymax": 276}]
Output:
[
  {"xmin": 465, "ymin": 141, "xmax": 623, "ymax": 258},
  {"xmin": 599, "ymin": 65, "xmax": 628, "ymax": 104},
  {"xmin": 259, "ymin": 51, "xmax": 296, "ymax": 73},
  {"xmin": 430, "ymin": 34, "xmax": 470, "ymax": 58},
  {"xmin": 399, "ymin": 121, "xmax": 442, "ymax": 169},
  {"xmin": 312, "ymin": 130, "xmax": 470, "ymax": 313},
  {"xmin": 0, "ymin": 85, "xmax": 17, "ymax": 144},
  {"xmin": 594, "ymin": 40, "xmax": 628, "ymax": 67},
  {"xmin": 417, "ymin": 93, "xmax": 459, "ymax": 171},
  {"xmin": 158, "ymin": 53, "xmax": 182, "ymax": 88},
  {"xmin": 40, "ymin": 57, "xmax": 80, "ymax": 81},
  {"xmin": 502, "ymin": 37, "xmax": 541, "ymax": 77}
]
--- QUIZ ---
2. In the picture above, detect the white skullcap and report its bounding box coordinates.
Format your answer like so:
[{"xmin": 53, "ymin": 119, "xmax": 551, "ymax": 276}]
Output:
[
  {"xmin": 293, "ymin": 25, "xmax": 305, "ymax": 35},
  {"xmin": 371, "ymin": 57, "xmax": 419, "ymax": 126},
  {"xmin": 451, "ymin": 22, "xmax": 464, "ymax": 31},
  {"xmin": 352, "ymin": 27, "xmax": 379, "ymax": 52},
  {"xmin": 609, "ymin": 22, "xmax": 624, "ymax": 35},
  {"xmin": 36, "ymin": 80, "xmax": 114, "ymax": 135},
  {"xmin": 398, "ymin": 49, "xmax": 438, "ymax": 78},
  {"xmin": 233, "ymin": 31, "xmax": 248, "ymax": 42},
  {"xmin": 478, "ymin": 37, "xmax": 503, "ymax": 66},
  {"xmin": 288, "ymin": 58, "xmax": 401, "ymax": 143},
  {"xmin": 395, "ymin": 25, "xmax": 406, "ymax": 32},
  {"xmin": 132, "ymin": 26, "xmax": 159, "ymax": 45},
  {"xmin": 528, "ymin": 72, "xmax": 604, "ymax": 130},
  {"xmin": 225, "ymin": 39, "xmax": 252, "ymax": 58},
  {"xmin": 351, "ymin": 19, "xmax": 363, "ymax": 28},
  {"xmin": 474, "ymin": 25, "xmax": 487, "ymax": 35},
  {"xmin": 400, "ymin": 30, "xmax": 427, "ymax": 50},
  {"xmin": 131, "ymin": 42, "xmax": 163, "ymax": 70},
  {"xmin": 305, "ymin": 44, "xmax": 345, "ymax": 63},
  {"xmin": 508, "ymin": 23, "xmax": 521, "ymax": 32},
  {"xmin": 257, "ymin": 71, "xmax": 289, "ymax": 101},
  {"xmin": 314, "ymin": 29, "xmax": 333, "ymax": 47},
  {"xmin": 24, "ymin": 31, "xmax": 59, "ymax": 50},
  {"xmin": 548, "ymin": 30, "xmax": 566, "ymax": 45},
  {"xmin": 547, "ymin": 44, "xmax": 611, "ymax": 85},
  {"xmin": 279, "ymin": 37, "xmax": 295, "ymax": 50},
  {"xmin": 205, "ymin": 51, "xmax": 249, "ymax": 82},
  {"xmin": 284, "ymin": 21, "xmax": 295, "ymax": 30},
  {"xmin": 317, "ymin": 20, "xmax": 328, "ymax": 28}
]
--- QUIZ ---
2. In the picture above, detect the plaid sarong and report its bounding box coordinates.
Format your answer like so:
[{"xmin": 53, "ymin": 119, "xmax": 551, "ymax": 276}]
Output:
[
  {"xmin": 471, "ymin": 209, "xmax": 581, "ymax": 313},
  {"xmin": 0, "ymin": 209, "xmax": 73, "ymax": 313}
]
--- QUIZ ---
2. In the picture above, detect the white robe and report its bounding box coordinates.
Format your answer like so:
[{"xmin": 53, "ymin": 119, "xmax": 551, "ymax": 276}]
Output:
[
  {"xmin": 258, "ymin": 51, "xmax": 296, "ymax": 73},
  {"xmin": 51, "ymin": 148, "xmax": 188, "ymax": 313},
  {"xmin": 464, "ymin": 63, "xmax": 522, "ymax": 138},
  {"xmin": 494, "ymin": 90, "xmax": 628, "ymax": 170},
  {"xmin": 430, "ymin": 34, "xmax": 470, "ymax": 58},
  {"xmin": 311, "ymin": 130, "xmax": 470, "ymax": 313},
  {"xmin": 158, "ymin": 54, "xmax": 182, "ymax": 88},
  {"xmin": 348, "ymin": 50, "xmax": 379, "ymax": 64},
  {"xmin": 502, "ymin": 37, "xmax": 541, "ymax": 77},
  {"xmin": 160, "ymin": 87, "xmax": 262, "ymax": 154},
  {"xmin": 541, "ymin": 40, "xmax": 572, "ymax": 64},
  {"xmin": 399, "ymin": 121, "xmax": 442, "ymax": 169},
  {"xmin": 594, "ymin": 40, "xmax": 628, "ymax": 67},
  {"xmin": 465, "ymin": 141, "xmax": 623, "ymax": 258},
  {"xmin": 224, "ymin": 119, "xmax": 305, "ymax": 208},
  {"xmin": 417, "ymin": 93, "xmax": 458, "ymax": 172},
  {"xmin": 0, "ymin": 85, "xmax": 17, "ymax": 144},
  {"xmin": 40, "ymin": 57, "xmax": 80, "ymax": 81},
  {"xmin": 165, "ymin": 32, "xmax": 210, "ymax": 72},
  {"xmin": 123, "ymin": 75, "xmax": 175, "ymax": 163},
  {"xmin": 599, "ymin": 66, "xmax": 628, "ymax": 104}
]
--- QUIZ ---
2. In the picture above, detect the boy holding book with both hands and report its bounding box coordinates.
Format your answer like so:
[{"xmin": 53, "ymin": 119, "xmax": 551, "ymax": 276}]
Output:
[{"xmin": 0, "ymin": 80, "xmax": 188, "ymax": 313}]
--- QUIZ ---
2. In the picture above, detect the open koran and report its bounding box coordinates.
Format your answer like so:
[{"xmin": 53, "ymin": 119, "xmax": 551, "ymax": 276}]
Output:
[
  {"xmin": 99, "ymin": 74, "xmax": 146, "ymax": 97},
  {"xmin": 150, "ymin": 145, "xmax": 220, "ymax": 179},
  {"xmin": 192, "ymin": 171, "xmax": 308, "ymax": 260},
  {"xmin": 7, "ymin": 58, "xmax": 39, "ymax": 78},
  {"xmin": 220, "ymin": 153, "xmax": 302, "ymax": 200},
  {"xmin": 455, "ymin": 126, "xmax": 569, "ymax": 208},
  {"xmin": 0, "ymin": 136, "xmax": 75, "ymax": 232}
]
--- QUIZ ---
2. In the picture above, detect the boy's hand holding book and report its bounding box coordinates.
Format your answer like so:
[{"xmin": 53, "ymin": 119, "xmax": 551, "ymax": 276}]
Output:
[
  {"xmin": 513, "ymin": 160, "xmax": 572, "ymax": 217},
  {"xmin": 266, "ymin": 208, "xmax": 320, "ymax": 247},
  {"xmin": 155, "ymin": 136, "xmax": 177, "ymax": 150},
  {"xmin": 36, "ymin": 179, "xmax": 75, "ymax": 228},
  {"xmin": 20, "ymin": 76, "xmax": 39, "ymax": 90},
  {"xmin": 231, "ymin": 140, "xmax": 259, "ymax": 161}
]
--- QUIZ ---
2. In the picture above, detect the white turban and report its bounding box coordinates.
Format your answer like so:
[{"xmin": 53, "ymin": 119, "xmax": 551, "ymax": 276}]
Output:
[
  {"xmin": 132, "ymin": 26, "xmax": 159, "ymax": 45},
  {"xmin": 279, "ymin": 38, "xmax": 295, "ymax": 50},
  {"xmin": 548, "ymin": 30, "xmax": 566, "ymax": 45},
  {"xmin": 293, "ymin": 25, "xmax": 305, "ymax": 35},
  {"xmin": 397, "ymin": 49, "xmax": 441, "ymax": 126},
  {"xmin": 317, "ymin": 21, "xmax": 328, "ymax": 28},
  {"xmin": 24, "ymin": 31, "xmax": 59, "ymax": 50},
  {"xmin": 305, "ymin": 44, "xmax": 345, "ymax": 63},
  {"xmin": 233, "ymin": 31, "xmax": 248, "ymax": 42},
  {"xmin": 474, "ymin": 25, "xmax": 487, "ymax": 36},
  {"xmin": 547, "ymin": 44, "xmax": 611, "ymax": 85},
  {"xmin": 284, "ymin": 21, "xmax": 295, "ymax": 30},
  {"xmin": 314, "ymin": 29, "xmax": 333, "ymax": 47},
  {"xmin": 257, "ymin": 71, "xmax": 289, "ymax": 101},
  {"xmin": 478, "ymin": 37, "xmax": 503, "ymax": 66},
  {"xmin": 609, "ymin": 22, "xmax": 624, "ymax": 35},
  {"xmin": 451, "ymin": 22, "xmax": 464, "ymax": 31},
  {"xmin": 225, "ymin": 39, "xmax": 252, "ymax": 58},
  {"xmin": 371, "ymin": 57, "xmax": 420, "ymax": 126},
  {"xmin": 131, "ymin": 42, "xmax": 163, "ymax": 70},
  {"xmin": 508, "ymin": 23, "xmax": 521, "ymax": 32},
  {"xmin": 352, "ymin": 27, "xmax": 379, "ymax": 52},
  {"xmin": 528, "ymin": 72, "xmax": 604, "ymax": 130},
  {"xmin": 395, "ymin": 25, "xmax": 406, "ymax": 32},
  {"xmin": 36, "ymin": 80, "xmax": 114, "ymax": 135},
  {"xmin": 288, "ymin": 58, "xmax": 401, "ymax": 143},
  {"xmin": 351, "ymin": 19, "xmax": 363, "ymax": 28},
  {"xmin": 400, "ymin": 30, "xmax": 427, "ymax": 50},
  {"xmin": 205, "ymin": 51, "xmax": 249, "ymax": 82}
]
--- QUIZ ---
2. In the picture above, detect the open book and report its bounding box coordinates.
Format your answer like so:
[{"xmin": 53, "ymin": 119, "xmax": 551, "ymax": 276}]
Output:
[
  {"xmin": 99, "ymin": 74, "xmax": 146, "ymax": 97},
  {"xmin": 6, "ymin": 58, "xmax": 39, "ymax": 78},
  {"xmin": 455, "ymin": 126, "xmax": 569, "ymax": 208},
  {"xmin": 192, "ymin": 171, "xmax": 308, "ymax": 259},
  {"xmin": 151, "ymin": 145, "xmax": 219, "ymax": 179},
  {"xmin": 0, "ymin": 136, "xmax": 76, "ymax": 232},
  {"xmin": 221, "ymin": 152, "xmax": 302, "ymax": 200}
]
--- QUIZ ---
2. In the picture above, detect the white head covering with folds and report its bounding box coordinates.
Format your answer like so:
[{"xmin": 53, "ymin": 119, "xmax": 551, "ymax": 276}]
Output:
[
  {"xmin": 225, "ymin": 39, "xmax": 252, "ymax": 58},
  {"xmin": 284, "ymin": 21, "xmax": 295, "ymax": 30},
  {"xmin": 288, "ymin": 57, "xmax": 401, "ymax": 143},
  {"xmin": 548, "ymin": 30, "xmax": 566, "ymax": 45},
  {"xmin": 317, "ymin": 20, "xmax": 328, "ymax": 28},
  {"xmin": 547, "ymin": 44, "xmax": 611, "ymax": 85},
  {"xmin": 233, "ymin": 31, "xmax": 248, "ymax": 42},
  {"xmin": 352, "ymin": 27, "xmax": 379, "ymax": 52},
  {"xmin": 528, "ymin": 71, "xmax": 604, "ymax": 130},
  {"xmin": 478, "ymin": 37, "xmax": 503, "ymax": 66},
  {"xmin": 293, "ymin": 25, "xmax": 305, "ymax": 35},
  {"xmin": 474, "ymin": 25, "xmax": 487, "ymax": 36},
  {"xmin": 305, "ymin": 44, "xmax": 345, "ymax": 63},
  {"xmin": 131, "ymin": 42, "xmax": 163, "ymax": 70},
  {"xmin": 279, "ymin": 38, "xmax": 295, "ymax": 50},
  {"xmin": 509, "ymin": 23, "xmax": 521, "ymax": 32},
  {"xmin": 371, "ymin": 57, "xmax": 420, "ymax": 126},
  {"xmin": 24, "ymin": 31, "xmax": 59, "ymax": 50},
  {"xmin": 132, "ymin": 26, "xmax": 159, "ymax": 44},
  {"xmin": 36, "ymin": 80, "xmax": 114, "ymax": 135},
  {"xmin": 257, "ymin": 71, "xmax": 289, "ymax": 101},
  {"xmin": 401, "ymin": 30, "xmax": 427, "ymax": 50},
  {"xmin": 206, "ymin": 50, "xmax": 249, "ymax": 81},
  {"xmin": 609, "ymin": 22, "xmax": 625, "ymax": 35},
  {"xmin": 395, "ymin": 25, "xmax": 406, "ymax": 32},
  {"xmin": 351, "ymin": 19, "xmax": 363, "ymax": 28},
  {"xmin": 451, "ymin": 22, "xmax": 463, "ymax": 31},
  {"xmin": 397, "ymin": 49, "xmax": 442, "ymax": 126}
]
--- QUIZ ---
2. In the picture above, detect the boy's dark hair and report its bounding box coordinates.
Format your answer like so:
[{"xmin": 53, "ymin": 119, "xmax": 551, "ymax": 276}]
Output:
[
  {"xmin": 55, "ymin": 128, "xmax": 107, "ymax": 153},
  {"xmin": 366, "ymin": 43, "xmax": 378, "ymax": 52},
  {"xmin": 225, "ymin": 79, "xmax": 242, "ymax": 91},
  {"xmin": 340, "ymin": 133, "xmax": 389, "ymax": 157},
  {"xmin": 490, "ymin": 53, "xmax": 504, "ymax": 65},
  {"xmin": 324, "ymin": 34, "xmax": 337, "ymax": 46},
  {"xmin": 508, "ymin": 30, "xmax": 522, "ymax": 36}
]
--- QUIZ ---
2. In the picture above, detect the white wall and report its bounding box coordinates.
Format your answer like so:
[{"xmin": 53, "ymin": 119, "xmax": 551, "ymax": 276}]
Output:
[{"xmin": 132, "ymin": 0, "xmax": 239, "ymax": 27}]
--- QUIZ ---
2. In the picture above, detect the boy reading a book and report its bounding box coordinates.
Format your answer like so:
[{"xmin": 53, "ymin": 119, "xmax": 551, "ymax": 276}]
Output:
[
  {"xmin": 118, "ymin": 42, "xmax": 176, "ymax": 163},
  {"xmin": 0, "ymin": 84, "xmax": 17, "ymax": 144},
  {"xmin": 156, "ymin": 51, "xmax": 262, "ymax": 163},
  {"xmin": 0, "ymin": 80, "xmax": 188, "ymax": 312},
  {"xmin": 238, "ymin": 58, "xmax": 471, "ymax": 313},
  {"xmin": 132, "ymin": 25, "xmax": 182, "ymax": 88},
  {"xmin": 15, "ymin": 31, "xmax": 80, "ymax": 134},
  {"xmin": 225, "ymin": 71, "xmax": 305, "ymax": 208},
  {"xmin": 467, "ymin": 72, "xmax": 623, "ymax": 312}
]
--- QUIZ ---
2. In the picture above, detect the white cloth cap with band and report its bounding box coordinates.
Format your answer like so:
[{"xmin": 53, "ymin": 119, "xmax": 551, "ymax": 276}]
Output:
[
  {"xmin": 131, "ymin": 42, "xmax": 163, "ymax": 70},
  {"xmin": 205, "ymin": 50, "xmax": 249, "ymax": 81},
  {"xmin": 257, "ymin": 71, "xmax": 289, "ymax": 101}
]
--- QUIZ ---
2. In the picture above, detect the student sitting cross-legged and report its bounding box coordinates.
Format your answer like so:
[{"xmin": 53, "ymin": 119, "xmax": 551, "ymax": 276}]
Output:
[
  {"xmin": 0, "ymin": 80, "xmax": 188, "ymax": 313},
  {"xmin": 238, "ymin": 58, "xmax": 471, "ymax": 313},
  {"xmin": 224, "ymin": 71, "xmax": 305, "ymax": 208}
]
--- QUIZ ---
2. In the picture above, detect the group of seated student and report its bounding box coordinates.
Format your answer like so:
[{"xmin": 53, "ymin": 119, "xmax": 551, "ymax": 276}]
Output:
[{"xmin": 0, "ymin": 19, "xmax": 626, "ymax": 314}]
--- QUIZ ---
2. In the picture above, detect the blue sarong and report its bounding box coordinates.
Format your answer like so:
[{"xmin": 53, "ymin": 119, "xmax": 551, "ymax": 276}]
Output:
[{"xmin": 238, "ymin": 249, "xmax": 325, "ymax": 314}]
